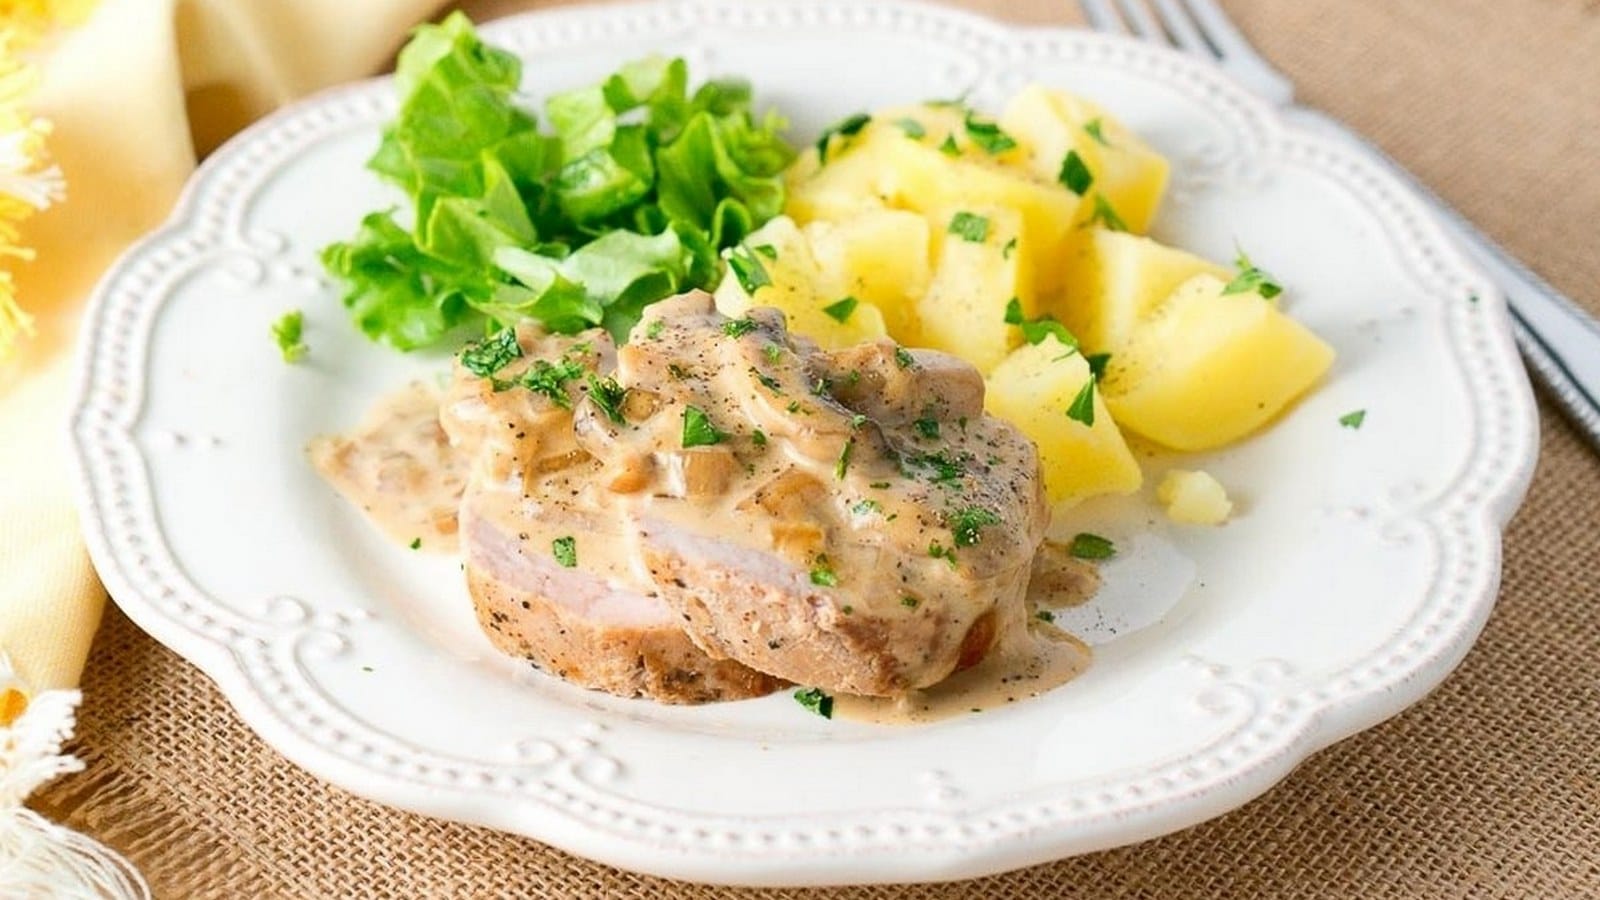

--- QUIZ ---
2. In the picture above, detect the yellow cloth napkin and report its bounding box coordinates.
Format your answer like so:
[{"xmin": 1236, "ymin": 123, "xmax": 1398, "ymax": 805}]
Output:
[{"xmin": 0, "ymin": 0, "xmax": 447, "ymax": 694}]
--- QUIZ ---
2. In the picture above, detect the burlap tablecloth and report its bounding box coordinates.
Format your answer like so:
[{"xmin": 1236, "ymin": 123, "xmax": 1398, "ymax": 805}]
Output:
[{"xmin": 31, "ymin": 0, "xmax": 1600, "ymax": 896}]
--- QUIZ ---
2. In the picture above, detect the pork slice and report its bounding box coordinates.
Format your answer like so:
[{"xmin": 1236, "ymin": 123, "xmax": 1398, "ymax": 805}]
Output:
[{"xmin": 460, "ymin": 478, "xmax": 784, "ymax": 704}]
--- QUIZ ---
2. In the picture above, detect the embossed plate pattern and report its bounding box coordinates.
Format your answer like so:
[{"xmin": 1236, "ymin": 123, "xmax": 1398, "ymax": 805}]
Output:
[{"xmin": 69, "ymin": 0, "xmax": 1538, "ymax": 886}]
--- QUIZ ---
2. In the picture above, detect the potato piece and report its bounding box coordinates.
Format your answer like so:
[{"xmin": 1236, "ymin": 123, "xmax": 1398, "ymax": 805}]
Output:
[
  {"xmin": 804, "ymin": 210, "xmax": 931, "ymax": 342},
  {"xmin": 914, "ymin": 205, "xmax": 1032, "ymax": 373},
  {"xmin": 784, "ymin": 132, "xmax": 900, "ymax": 224},
  {"xmin": 1054, "ymin": 229, "xmax": 1229, "ymax": 353},
  {"xmin": 1102, "ymin": 274, "xmax": 1335, "ymax": 450},
  {"xmin": 713, "ymin": 216, "xmax": 888, "ymax": 349},
  {"xmin": 986, "ymin": 336, "xmax": 1142, "ymax": 505},
  {"xmin": 1001, "ymin": 84, "xmax": 1169, "ymax": 235},
  {"xmin": 1158, "ymin": 469, "xmax": 1233, "ymax": 525}
]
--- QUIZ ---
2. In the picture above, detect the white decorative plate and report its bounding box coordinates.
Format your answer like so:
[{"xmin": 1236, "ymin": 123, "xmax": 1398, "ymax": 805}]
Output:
[{"xmin": 69, "ymin": 0, "xmax": 1539, "ymax": 886}]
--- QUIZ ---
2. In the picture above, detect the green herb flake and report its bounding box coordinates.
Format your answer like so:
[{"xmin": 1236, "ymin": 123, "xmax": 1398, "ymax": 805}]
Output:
[
  {"xmin": 1004, "ymin": 297, "xmax": 1079, "ymax": 348},
  {"xmin": 822, "ymin": 296, "xmax": 859, "ymax": 323},
  {"xmin": 1223, "ymin": 246, "xmax": 1285, "ymax": 299},
  {"xmin": 1340, "ymin": 409, "xmax": 1367, "ymax": 429},
  {"xmin": 753, "ymin": 244, "xmax": 779, "ymax": 260},
  {"xmin": 852, "ymin": 498, "xmax": 882, "ymax": 516},
  {"xmin": 586, "ymin": 374, "xmax": 627, "ymax": 424},
  {"xmin": 948, "ymin": 505, "xmax": 1001, "ymax": 548},
  {"xmin": 1069, "ymin": 532, "xmax": 1116, "ymax": 560},
  {"xmin": 901, "ymin": 595, "xmax": 920, "ymax": 609},
  {"xmin": 552, "ymin": 535, "xmax": 578, "ymax": 568},
  {"xmin": 850, "ymin": 413, "xmax": 869, "ymax": 430},
  {"xmin": 949, "ymin": 211, "xmax": 990, "ymax": 243},
  {"xmin": 869, "ymin": 481, "xmax": 891, "ymax": 489},
  {"xmin": 459, "ymin": 328, "xmax": 521, "ymax": 377},
  {"xmin": 271, "ymin": 310, "xmax": 308, "ymax": 363},
  {"xmin": 752, "ymin": 368, "xmax": 784, "ymax": 394},
  {"xmin": 723, "ymin": 317, "xmax": 759, "ymax": 338},
  {"xmin": 516, "ymin": 357, "xmax": 586, "ymax": 408},
  {"xmin": 913, "ymin": 417, "xmax": 941, "ymax": 440},
  {"xmin": 794, "ymin": 687, "xmax": 834, "ymax": 719},
  {"xmin": 963, "ymin": 111, "xmax": 1018, "ymax": 154},
  {"xmin": 928, "ymin": 541, "xmax": 959, "ymax": 568},
  {"xmin": 786, "ymin": 399, "xmax": 803, "ymax": 414},
  {"xmin": 894, "ymin": 117, "xmax": 927, "ymax": 139},
  {"xmin": 1066, "ymin": 379, "xmax": 1097, "ymax": 427},
  {"xmin": 681, "ymin": 405, "xmax": 727, "ymax": 447},
  {"xmin": 1002, "ymin": 236, "xmax": 1018, "ymax": 260},
  {"xmin": 727, "ymin": 244, "xmax": 774, "ymax": 294},
  {"xmin": 1084, "ymin": 117, "xmax": 1112, "ymax": 147},
  {"xmin": 763, "ymin": 342, "xmax": 784, "ymax": 364},
  {"xmin": 1087, "ymin": 194, "xmax": 1128, "ymax": 232},
  {"xmin": 409, "ymin": 537, "xmax": 422, "ymax": 550},
  {"xmin": 751, "ymin": 428, "xmax": 768, "ymax": 447},
  {"xmin": 1058, "ymin": 149, "xmax": 1094, "ymax": 196},
  {"xmin": 939, "ymin": 133, "xmax": 961, "ymax": 156},
  {"xmin": 816, "ymin": 112, "xmax": 872, "ymax": 164},
  {"xmin": 894, "ymin": 346, "xmax": 916, "ymax": 369},
  {"xmin": 905, "ymin": 449, "xmax": 965, "ymax": 484},
  {"xmin": 809, "ymin": 559, "xmax": 839, "ymax": 587},
  {"xmin": 644, "ymin": 319, "xmax": 666, "ymax": 340},
  {"xmin": 834, "ymin": 437, "xmax": 855, "ymax": 480},
  {"xmin": 1085, "ymin": 352, "xmax": 1112, "ymax": 381},
  {"xmin": 1036, "ymin": 609, "xmax": 1056, "ymax": 623}
]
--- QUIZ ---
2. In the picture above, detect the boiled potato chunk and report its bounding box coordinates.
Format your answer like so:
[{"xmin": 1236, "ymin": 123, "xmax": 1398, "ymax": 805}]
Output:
[
  {"xmin": 1001, "ymin": 84, "xmax": 1169, "ymax": 235},
  {"xmin": 914, "ymin": 205, "xmax": 1032, "ymax": 373},
  {"xmin": 1158, "ymin": 469, "xmax": 1233, "ymax": 525},
  {"xmin": 804, "ymin": 209, "xmax": 931, "ymax": 341},
  {"xmin": 986, "ymin": 336, "xmax": 1142, "ymax": 504},
  {"xmin": 784, "ymin": 130, "xmax": 900, "ymax": 224},
  {"xmin": 1054, "ymin": 229, "xmax": 1229, "ymax": 353},
  {"xmin": 713, "ymin": 216, "xmax": 888, "ymax": 350},
  {"xmin": 1102, "ymin": 274, "xmax": 1335, "ymax": 450}
]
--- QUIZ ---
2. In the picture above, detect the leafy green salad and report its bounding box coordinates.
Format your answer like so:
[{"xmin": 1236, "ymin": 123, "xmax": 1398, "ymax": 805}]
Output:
[{"xmin": 320, "ymin": 12, "xmax": 796, "ymax": 349}]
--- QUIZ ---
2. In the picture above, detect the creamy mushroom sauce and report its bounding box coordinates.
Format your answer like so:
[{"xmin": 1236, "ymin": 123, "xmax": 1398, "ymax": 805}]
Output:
[{"xmin": 311, "ymin": 297, "xmax": 1102, "ymax": 723}]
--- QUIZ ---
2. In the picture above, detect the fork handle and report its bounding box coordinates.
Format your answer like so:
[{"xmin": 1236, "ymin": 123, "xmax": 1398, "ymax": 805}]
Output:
[{"xmin": 1288, "ymin": 108, "xmax": 1600, "ymax": 452}]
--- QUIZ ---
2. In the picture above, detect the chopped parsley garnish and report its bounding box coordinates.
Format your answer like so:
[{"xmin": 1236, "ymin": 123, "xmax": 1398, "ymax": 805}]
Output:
[
  {"xmin": 751, "ymin": 428, "xmax": 768, "ymax": 447},
  {"xmin": 1340, "ymin": 409, "xmax": 1367, "ymax": 429},
  {"xmin": 1084, "ymin": 118, "xmax": 1112, "ymax": 147},
  {"xmin": 928, "ymin": 541, "xmax": 959, "ymax": 568},
  {"xmin": 835, "ymin": 437, "xmax": 854, "ymax": 479},
  {"xmin": 963, "ymin": 111, "xmax": 1017, "ymax": 154},
  {"xmin": 794, "ymin": 687, "xmax": 834, "ymax": 719},
  {"xmin": 894, "ymin": 117, "xmax": 927, "ymax": 139},
  {"xmin": 939, "ymin": 133, "xmax": 960, "ymax": 156},
  {"xmin": 849, "ymin": 413, "xmax": 869, "ymax": 430},
  {"xmin": 1036, "ymin": 609, "xmax": 1056, "ymax": 623},
  {"xmin": 752, "ymin": 369, "xmax": 783, "ymax": 393},
  {"xmin": 1069, "ymin": 532, "xmax": 1116, "ymax": 560},
  {"xmin": 753, "ymin": 244, "xmax": 779, "ymax": 260},
  {"xmin": 727, "ymin": 243, "xmax": 773, "ymax": 294},
  {"xmin": 271, "ymin": 310, "xmax": 308, "ymax": 363},
  {"xmin": 514, "ymin": 358, "xmax": 586, "ymax": 407},
  {"xmin": 786, "ymin": 400, "xmax": 803, "ymax": 413},
  {"xmin": 904, "ymin": 449, "xmax": 965, "ymax": 484},
  {"xmin": 1223, "ymin": 246, "xmax": 1285, "ymax": 299},
  {"xmin": 667, "ymin": 363, "xmax": 691, "ymax": 380},
  {"xmin": 822, "ymin": 296, "xmax": 859, "ymax": 323},
  {"xmin": 948, "ymin": 505, "xmax": 1001, "ymax": 547},
  {"xmin": 852, "ymin": 498, "xmax": 882, "ymax": 515},
  {"xmin": 459, "ymin": 328, "xmax": 521, "ymax": 377},
  {"xmin": 1087, "ymin": 194, "xmax": 1128, "ymax": 232},
  {"xmin": 948, "ymin": 211, "xmax": 990, "ymax": 243},
  {"xmin": 869, "ymin": 481, "xmax": 891, "ymax": 489},
  {"xmin": 1085, "ymin": 352, "xmax": 1112, "ymax": 381},
  {"xmin": 681, "ymin": 405, "xmax": 727, "ymax": 447},
  {"xmin": 763, "ymin": 343, "xmax": 784, "ymax": 364},
  {"xmin": 816, "ymin": 112, "xmax": 871, "ymax": 163},
  {"xmin": 552, "ymin": 536, "xmax": 578, "ymax": 568},
  {"xmin": 644, "ymin": 319, "xmax": 666, "ymax": 340},
  {"xmin": 894, "ymin": 346, "xmax": 916, "ymax": 369},
  {"xmin": 901, "ymin": 596, "xmax": 920, "ymax": 609},
  {"xmin": 809, "ymin": 558, "xmax": 839, "ymax": 587},
  {"xmin": 1066, "ymin": 379, "xmax": 1097, "ymax": 426},
  {"xmin": 723, "ymin": 317, "xmax": 759, "ymax": 338},
  {"xmin": 1058, "ymin": 149, "xmax": 1094, "ymax": 196},
  {"xmin": 1004, "ymin": 297, "xmax": 1079, "ymax": 348},
  {"xmin": 585, "ymin": 374, "xmax": 627, "ymax": 424},
  {"xmin": 811, "ymin": 376, "xmax": 833, "ymax": 398},
  {"xmin": 913, "ymin": 417, "xmax": 941, "ymax": 440},
  {"xmin": 1002, "ymin": 236, "xmax": 1018, "ymax": 260},
  {"xmin": 409, "ymin": 537, "xmax": 421, "ymax": 550}
]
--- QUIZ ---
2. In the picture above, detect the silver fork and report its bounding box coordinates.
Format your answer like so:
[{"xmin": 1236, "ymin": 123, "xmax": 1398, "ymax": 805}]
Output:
[{"xmin": 1079, "ymin": 0, "xmax": 1600, "ymax": 451}]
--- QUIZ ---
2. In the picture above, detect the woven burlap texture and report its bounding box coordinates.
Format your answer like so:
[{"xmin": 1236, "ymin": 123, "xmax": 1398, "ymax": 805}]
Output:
[{"xmin": 32, "ymin": 0, "xmax": 1600, "ymax": 896}]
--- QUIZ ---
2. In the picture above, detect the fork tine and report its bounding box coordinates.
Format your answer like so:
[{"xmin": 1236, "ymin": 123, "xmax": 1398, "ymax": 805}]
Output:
[
  {"xmin": 1077, "ymin": 0, "xmax": 1129, "ymax": 34},
  {"xmin": 1180, "ymin": 0, "xmax": 1261, "ymax": 61},
  {"xmin": 1149, "ymin": 0, "xmax": 1214, "ymax": 55},
  {"xmin": 1111, "ymin": 0, "xmax": 1164, "ymax": 41}
]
